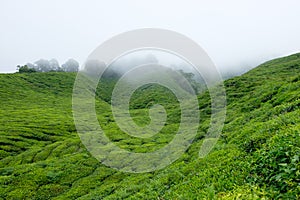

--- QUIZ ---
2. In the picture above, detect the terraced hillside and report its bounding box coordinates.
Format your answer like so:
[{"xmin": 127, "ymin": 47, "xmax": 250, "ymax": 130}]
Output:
[{"xmin": 0, "ymin": 53, "xmax": 299, "ymax": 199}]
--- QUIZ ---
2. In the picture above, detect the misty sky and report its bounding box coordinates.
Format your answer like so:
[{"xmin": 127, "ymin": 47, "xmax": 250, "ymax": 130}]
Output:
[{"xmin": 1, "ymin": 0, "xmax": 300, "ymax": 73}]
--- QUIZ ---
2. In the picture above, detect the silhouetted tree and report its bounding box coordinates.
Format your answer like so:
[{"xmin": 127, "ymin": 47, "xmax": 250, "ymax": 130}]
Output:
[
  {"xmin": 19, "ymin": 58, "xmax": 80, "ymax": 73},
  {"xmin": 49, "ymin": 59, "xmax": 60, "ymax": 71},
  {"xmin": 62, "ymin": 59, "xmax": 79, "ymax": 72},
  {"xmin": 26, "ymin": 62, "xmax": 35, "ymax": 69},
  {"xmin": 34, "ymin": 59, "xmax": 51, "ymax": 72},
  {"xmin": 17, "ymin": 65, "xmax": 36, "ymax": 73}
]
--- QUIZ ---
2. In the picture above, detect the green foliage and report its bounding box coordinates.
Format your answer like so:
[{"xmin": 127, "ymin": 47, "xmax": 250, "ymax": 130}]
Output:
[
  {"xmin": 248, "ymin": 128, "xmax": 300, "ymax": 198},
  {"xmin": 17, "ymin": 65, "xmax": 37, "ymax": 73},
  {"xmin": 0, "ymin": 53, "xmax": 300, "ymax": 199}
]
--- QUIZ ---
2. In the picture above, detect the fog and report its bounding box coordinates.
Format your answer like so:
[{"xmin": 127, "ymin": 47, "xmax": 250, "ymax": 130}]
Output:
[
  {"xmin": 108, "ymin": 50, "xmax": 194, "ymax": 74},
  {"xmin": 1, "ymin": 0, "xmax": 300, "ymax": 74}
]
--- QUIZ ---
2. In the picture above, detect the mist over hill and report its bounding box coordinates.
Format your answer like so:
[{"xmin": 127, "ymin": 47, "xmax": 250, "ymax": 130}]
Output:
[{"xmin": 0, "ymin": 53, "xmax": 299, "ymax": 199}]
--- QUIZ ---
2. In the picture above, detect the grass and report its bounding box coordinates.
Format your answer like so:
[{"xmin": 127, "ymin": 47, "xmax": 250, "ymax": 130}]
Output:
[{"xmin": 0, "ymin": 53, "xmax": 300, "ymax": 199}]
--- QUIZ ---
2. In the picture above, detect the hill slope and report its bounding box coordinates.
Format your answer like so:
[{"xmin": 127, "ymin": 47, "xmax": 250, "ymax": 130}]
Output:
[{"xmin": 0, "ymin": 54, "xmax": 299, "ymax": 199}]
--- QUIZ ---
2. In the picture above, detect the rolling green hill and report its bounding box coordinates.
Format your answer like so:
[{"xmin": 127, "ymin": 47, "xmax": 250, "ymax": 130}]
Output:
[{"xmin": 0, "ymin": 53, "xmax": 299, "ymax": 199}]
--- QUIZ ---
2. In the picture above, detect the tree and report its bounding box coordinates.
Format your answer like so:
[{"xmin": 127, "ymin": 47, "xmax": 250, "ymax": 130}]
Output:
[
  {"xmin": 62, "ymin": 59, "xmax": 79, "ymax": 72},
  {"xmin": 84, "ymin": 59, "xmax": 106, "ymax": 77},
  {"xmin": 17, "ymin": 65, "xmax": 36, "ymax": 73},
  {"xmin": 49, "ymin": 59, "xmax": 60, "ymax": 71},
  {"xmin": 18, "ymin": 58, "xmax": 80, "ymax": 73},
  {"xmin": 34, "ymin": 59, "xmax": 51, "ymax": 72},
  {"xmin": 26, "ymin": 62, "xmax": 35, "ymax": 69},
  {"xmin": 178, "ymin": 69, "xmax": 204, "ymax": 94}
]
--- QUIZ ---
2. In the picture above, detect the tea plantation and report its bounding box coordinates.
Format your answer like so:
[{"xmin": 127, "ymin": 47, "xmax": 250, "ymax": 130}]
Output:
[{"xmin": 0, "ymin": 53, "xmax": 299, "ymax": 199}]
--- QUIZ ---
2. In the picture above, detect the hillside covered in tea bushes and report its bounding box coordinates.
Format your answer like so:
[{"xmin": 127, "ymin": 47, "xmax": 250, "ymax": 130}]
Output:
[{"xmin": 0, "ymin": 53, "xmax": 299, "ymax": 199}]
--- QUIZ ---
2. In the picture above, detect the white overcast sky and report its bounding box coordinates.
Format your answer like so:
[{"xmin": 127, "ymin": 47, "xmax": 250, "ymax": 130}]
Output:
[{"xmin": 1, "ymin": 0, "xmax": 300, "ymax": 73}]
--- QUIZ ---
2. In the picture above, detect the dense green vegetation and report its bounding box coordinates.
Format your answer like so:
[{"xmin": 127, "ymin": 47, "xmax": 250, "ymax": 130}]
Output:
[{"xmin": 0, "ymin": 53, "xmax": 299, "ymax": 199}]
